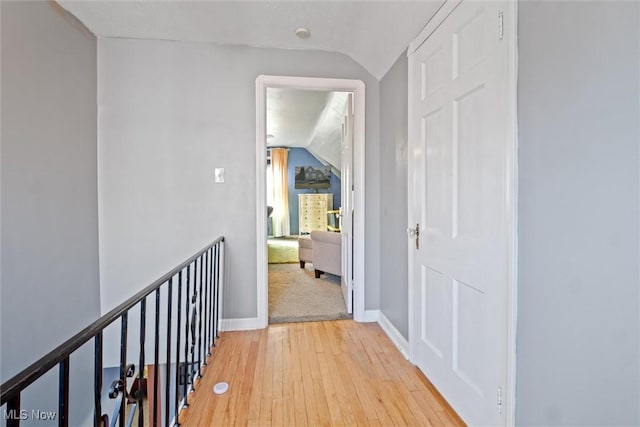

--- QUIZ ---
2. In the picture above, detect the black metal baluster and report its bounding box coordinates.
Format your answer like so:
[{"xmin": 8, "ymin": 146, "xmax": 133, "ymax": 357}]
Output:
[
  {"xmin": 198, "ymin": 254, "xmax": 204, "ymax": 378},
  {"xmin": 175, "ymin": 271, "xmax": 183, "ymax": 424},
  {"xmin": 153, "ymin": 289, "xmax": 160, "ymax": 427},
  {"xmin": 7, "ymin": 394, "xmax": 20, "ymax": 427},
  {"xmin": 209, "ymin": 246, "xmax": 215, "ymax": 351},
  {"xmin": 208, "ymin": 247, "xmax": 213, "ymax": 350},
  {"xmin": 220, "ymin": 241, "xmax": 224, "ymax": 335},
  {"xmin": 202, "ymin": 249, "xmax": 209, "ymax": 366},
  {"xmin": 119, "ymin": 313, "xmax": 128, "ymax": 427},
  {"xmin": 207, "ymin": 246, "xmax": 213, "ymax": 357},
  {"xmin": 94, "ymin": 333, "xmax": 103, "ymax": 427},
  {"xmin": 165, "ymin": 278, "xmax": 173, "ymax": 427},
  {"xmin": 138, "ymin": 299, "xmax": 146, "ymax": 426},
  {"xmin": 184, "ymin": 264, "xmax": 191, "ymax": 403},
  {"xmin": 58, "ymin": 357, "xmax": 69, "ymax": 427},
  {"xmin": 190, "ymin": 258, "xmax": 198, "ymax": 389},
  {"xmin": 214, "ymin": 243, "xmax": 221, "ymax": 339},
  {"xmin": 190, "ymin": 259, "xmax": 197, "ymax": 389},
  {"xmin": 212, "ymin": 244, "xmax": 217, "ymax": 345}
]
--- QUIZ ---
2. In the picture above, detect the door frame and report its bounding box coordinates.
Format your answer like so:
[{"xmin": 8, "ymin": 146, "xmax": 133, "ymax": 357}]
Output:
[
  {"xmin": 255, "ymin": 75, "xmax": 366, "ymax": 326},
  {"xmin": 406, "ymin": 0, "xmax": 518, "ymax": 424}
]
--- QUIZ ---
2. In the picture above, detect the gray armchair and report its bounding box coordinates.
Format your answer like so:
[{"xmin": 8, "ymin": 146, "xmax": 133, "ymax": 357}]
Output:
[{"xmin": 310, "ymin": 230, "xmax": 341, "ymax": 278}]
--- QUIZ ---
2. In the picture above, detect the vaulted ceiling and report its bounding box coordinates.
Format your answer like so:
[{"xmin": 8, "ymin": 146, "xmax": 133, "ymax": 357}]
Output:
[
  {"xmin": 267, "ymin": 88, "xmax": 333, "ymax": 148},
  {"xmin": 58, "ymin": 0, "xmax": 442, "ymax": 79},
  {"xmin": 57, "ymin": 1, "xmax": 443, "ymax": 174},
  {"xmin": 267, "ymin": 88, "xmax": 348, "ymax": 172}
]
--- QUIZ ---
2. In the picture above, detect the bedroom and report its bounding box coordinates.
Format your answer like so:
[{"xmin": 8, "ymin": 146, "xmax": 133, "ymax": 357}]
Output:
[{"xmin": 265, "ymin": 87, "xmax": 352, "ymax": 323}]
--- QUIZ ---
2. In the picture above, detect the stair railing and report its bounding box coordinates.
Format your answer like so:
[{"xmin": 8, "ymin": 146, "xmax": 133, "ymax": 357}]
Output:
[{"xmin": 1, "ymin": 236, "xmax": 225, "ymax": 427}]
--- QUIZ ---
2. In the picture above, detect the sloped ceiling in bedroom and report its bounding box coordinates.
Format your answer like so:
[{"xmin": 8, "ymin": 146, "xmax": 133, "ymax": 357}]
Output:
[{"xmin": 267, "ymin": 88, "xmax": 347, "ymax": 174}]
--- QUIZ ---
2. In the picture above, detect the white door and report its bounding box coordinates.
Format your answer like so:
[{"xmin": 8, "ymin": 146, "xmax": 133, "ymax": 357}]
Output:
[
  {"xmin": 340, "ymin": 94, "xmax": 354, "ymax": 313},
  {"xmin": 408, "ymin": 1, "xmax": 512, "ymax": 424}
]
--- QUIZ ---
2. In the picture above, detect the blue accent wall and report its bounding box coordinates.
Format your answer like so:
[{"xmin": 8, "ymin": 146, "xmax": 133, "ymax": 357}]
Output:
[{"xmin": 287, "ymin": 147, "xmax": 341, "ymax": 235}]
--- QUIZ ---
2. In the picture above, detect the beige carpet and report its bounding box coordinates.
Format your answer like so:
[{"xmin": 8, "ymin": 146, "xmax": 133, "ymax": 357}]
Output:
[
  {"xmin": 267, "ymin": 237, "xmax": 299, "ymax": 264},
  {"xmin": 268, "ymin": 263, "xmax": 351, "ymax": 323}
]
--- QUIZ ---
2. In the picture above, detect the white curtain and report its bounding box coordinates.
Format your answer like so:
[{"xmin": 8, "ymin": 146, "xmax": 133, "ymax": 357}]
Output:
[{"xmin": 270, "ymin": 148, "xmax": 290, "ymax": 237}]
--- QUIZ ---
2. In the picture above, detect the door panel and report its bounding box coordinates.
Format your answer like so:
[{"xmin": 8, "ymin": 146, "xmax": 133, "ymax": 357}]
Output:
[
  {"xmin": 408, "ymin": 1, "xmax": 511, "ymax": 425},
  {"xmin": 424, "ymin": 107, "xmax": 446, "ymax": 235},
  {"xmin": 454, "ymin": 7, "xmax": 487, "ymax": 78},
  {"xmin": 454, "ymin": 84, "xmax": 486, "ymax": 239},
  {"xmin": 453, "ymin": 279, "xmax": 487, "ymax": 397},
  {"xmin": 421, "ymin": 266, "xmax": 446, "ymax": 360}
]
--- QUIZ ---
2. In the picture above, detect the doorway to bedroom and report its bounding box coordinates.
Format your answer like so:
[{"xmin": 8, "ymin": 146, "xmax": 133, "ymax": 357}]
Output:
[
  {"xmin": 256, "ymin": 76, "xmax": 366, "ymax": 327},
  {"xmin": 266, "ymin": 88, "xmax": 351, "ymax": 323}
]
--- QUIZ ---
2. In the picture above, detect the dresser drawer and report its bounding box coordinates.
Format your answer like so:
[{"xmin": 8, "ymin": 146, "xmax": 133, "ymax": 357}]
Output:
[{"xmin": 298, "ymin": 193, "xmax": 333, "ymax": 233}]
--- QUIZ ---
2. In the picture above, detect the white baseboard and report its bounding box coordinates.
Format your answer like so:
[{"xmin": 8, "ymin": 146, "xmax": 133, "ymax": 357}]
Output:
[
  {"xmin": 378, "ymin": 312, "xmax": 409, "ymax": 359},
  {"xmin": 220, "ymin": 317, "xmax": 265, "ymax": 331},
  {"xmin": 361, "ymin": 309, "xmax": 380, "ymax": 323}
]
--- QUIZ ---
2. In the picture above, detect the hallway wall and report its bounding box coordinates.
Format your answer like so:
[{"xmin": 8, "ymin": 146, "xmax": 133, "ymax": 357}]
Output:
[
  {"xmin": 97, "ymin": 38, "xmax": 381, "ymax": 323},
  {"xmin": 379, "ymin": 51, "xmax": 409, "ymax": 339},
  {"xmin": 1, "ymin": 2, "xmax": 100, "ymax": 424},
  {"xmin": 516, "ymin": 1, "xmax": 640, "ymax": 425}
]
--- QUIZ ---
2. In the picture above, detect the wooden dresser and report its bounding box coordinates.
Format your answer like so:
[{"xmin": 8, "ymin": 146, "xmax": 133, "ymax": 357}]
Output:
[{"xmin": 298, "ymin": 193, "xmax": 333, "ymax": 234}]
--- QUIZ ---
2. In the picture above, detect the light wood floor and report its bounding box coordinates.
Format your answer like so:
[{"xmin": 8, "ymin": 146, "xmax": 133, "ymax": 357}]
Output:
[{"xmin": 179, "ymin": 320, "xmax": 465, "ymax": 427}]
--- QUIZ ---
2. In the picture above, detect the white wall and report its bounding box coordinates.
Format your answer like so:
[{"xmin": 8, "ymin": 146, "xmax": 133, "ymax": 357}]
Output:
[
  {"xmin": 379, "ymin": 51, "xmax": 409, "ymax": 339},
  {"xmin": 1, "ymin": 2, "xmax": 100, "ymax": 424},
  {"xmin": 516, "ymin": 1, "xmax": 640, "ymax": 425},
  {"xmin": 97, "ymin": 38, "xmax": 380, "ymax": 322}
]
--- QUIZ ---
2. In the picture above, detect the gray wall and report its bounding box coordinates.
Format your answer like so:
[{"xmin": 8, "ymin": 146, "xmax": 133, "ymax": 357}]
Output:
[
  {"xmin": 516, "ymin": 1, "xmax": 640, "ymax": 425},
  {"xmin": 97, "ymin": 38, "xmax": 380, "ymax": 320},
  {"xmin": 379, "ymin": 52, "xmax": 409, "ymax": 339},
  {"xmin": 1, "ymin": 1, "xmax": 100, "ymax": 424}
]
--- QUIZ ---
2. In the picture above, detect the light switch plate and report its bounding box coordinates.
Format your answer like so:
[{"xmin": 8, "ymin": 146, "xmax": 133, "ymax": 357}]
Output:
[{"xmin": 214, "ymin": 168, "xmax": 225, "ymax": 183}]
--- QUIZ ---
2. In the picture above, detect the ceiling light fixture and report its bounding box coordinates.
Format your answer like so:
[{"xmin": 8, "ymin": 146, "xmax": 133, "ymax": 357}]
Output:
[{"xmin": 295, "ymin": 27, "xmax": 311, "ymax": 39}]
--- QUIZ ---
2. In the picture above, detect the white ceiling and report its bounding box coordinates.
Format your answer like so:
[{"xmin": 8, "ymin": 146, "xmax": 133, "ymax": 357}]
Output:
[
  {"xmin": 267, "ymin": 88, "xmax": 348, "ymax": 173},
  {"xmin": 266, "ymin": 88, "xmax": 332, "ymax": 148},
  {"xmin": 58, "ymin": 0, "xmax": 442, "ymax": 79}
]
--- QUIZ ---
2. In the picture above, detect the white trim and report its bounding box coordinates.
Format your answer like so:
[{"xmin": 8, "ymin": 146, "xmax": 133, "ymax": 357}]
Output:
[
  {"xmin": 255, "ymin": 78, "xmax": 269, "ymax": 330},
  {"xmin": 255, "ymin": 75, "xmax": 367, "ymax": 325},
  {"xmin": 505, "ymin": 1, "xmax": 519, "ymax": 424},
  {"xmin": 220, "ymin": 317, "xmax": 263, "ymax": 332},
  {"xmin": 407, "ymin": 0, "xmax": 462, "ymax": 56},
  {"xmin": 361, "ymin": 309, "xmax": 380, "ymax": 323},
  {"xmin": 378, "ymin": 312, "xmax": 409, "ymax": 359},
  {"xmin": 407, "ymin": 40, "xmax": 417, "ymax": 365}
]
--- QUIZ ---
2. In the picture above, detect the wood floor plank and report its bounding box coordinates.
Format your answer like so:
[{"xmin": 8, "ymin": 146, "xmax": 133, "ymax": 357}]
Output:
[
  {"xmin": 321, "ymin": 338, "xmax": 357, "ymax": 426},
  {"xmin": 180, "ymin": 320, "xmax": 465, "ymax": 427},
  {"xmin": 281, "ymin": 327, "xmax": 296, "ymax": 427},
  {"xmin": 292, "ymin": 324, "xmax": 311, "ymax": 426},
  {"xmin": 258, "ymin": 328, "xmax": 276, "ymax": 426},
  {"xmin": 389, "ymin": 380, "xmax": 435, "ymax": 427},
  {"xmin": 215, "ymin": 333, "xmax": 247, "ymax": 426},
  {"xmin": 336, "ymin": 351, "xmax": 380, "ymax": 423},
  {"xmin": 334, "ymin": 352, "xmax": 369, "ymax": 425},
  {"xmin": 307, "ymin": 323, "xmax": 324, "ymax": 381},
  {"xmin": 247, "ymin": 329, "xmax": 268, "ymax": 424},
  {"xmin": 180, "ymin": 332, "xmax": 236, "ymax": 426},
  {"xmin": 315, "ymin": 345, "xmax": 342, "ymax": 424},
  {"xmin": 233, "ymin": 338, "xmax": 259, "ymax": 425}
]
